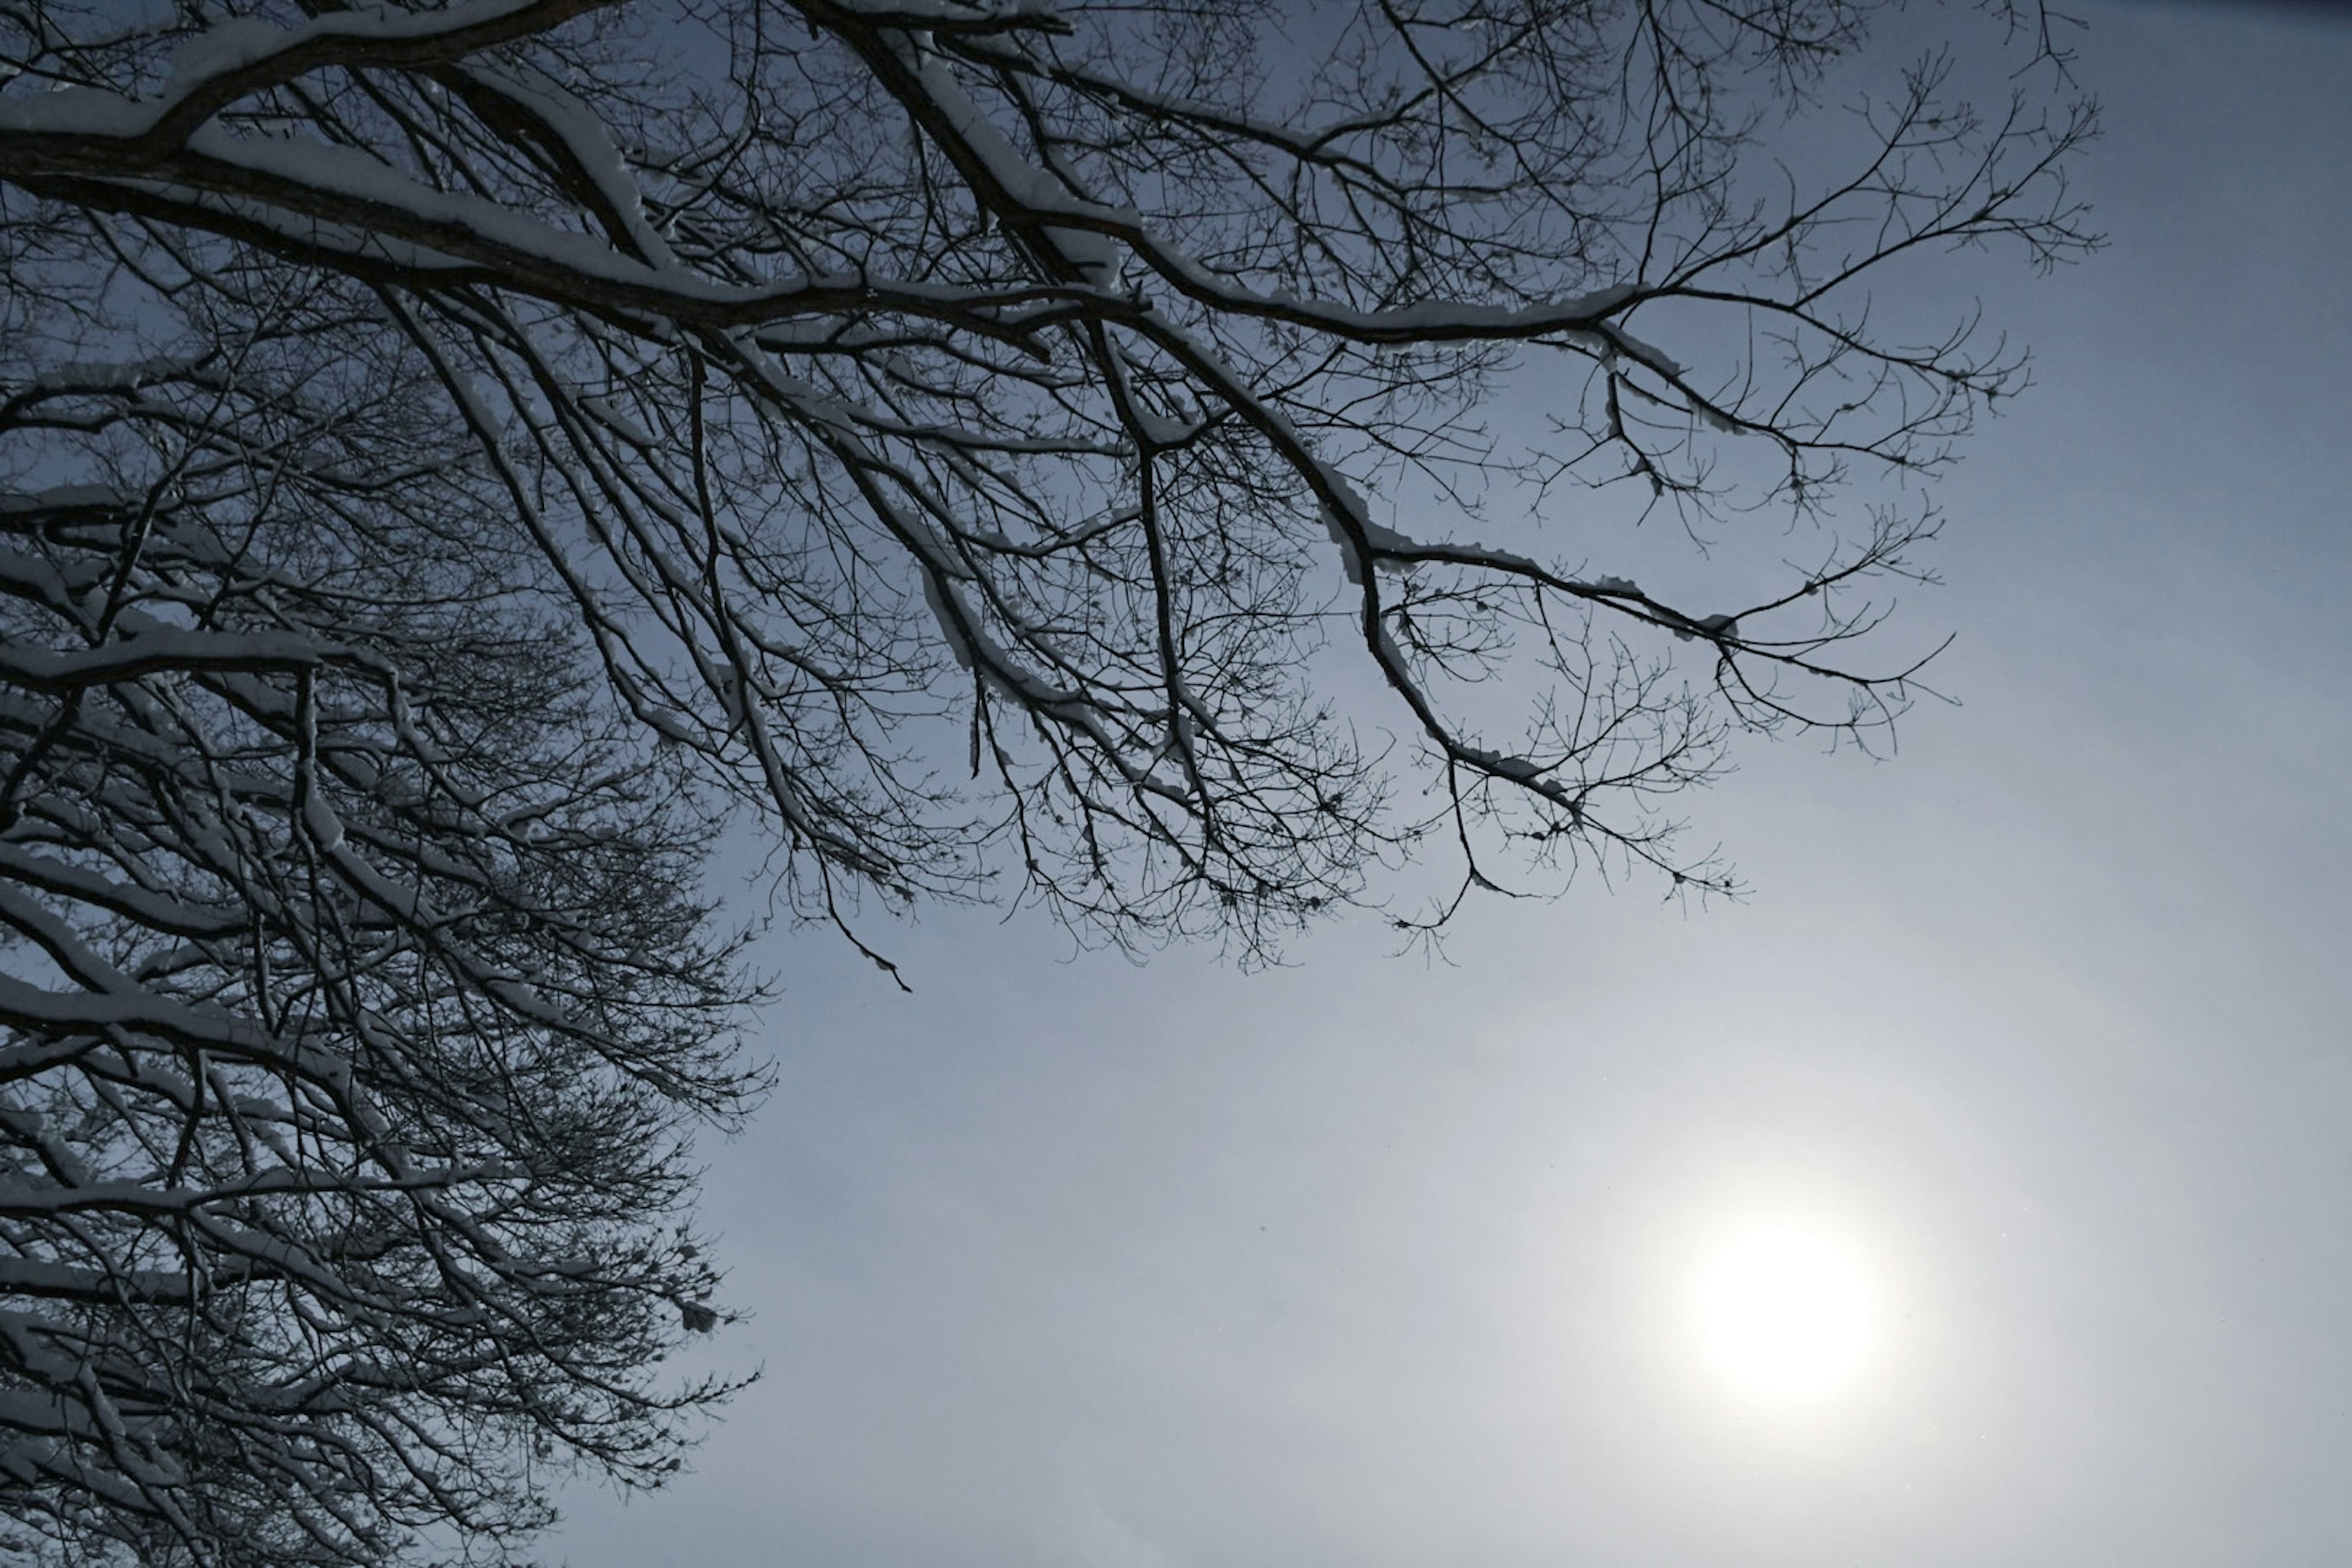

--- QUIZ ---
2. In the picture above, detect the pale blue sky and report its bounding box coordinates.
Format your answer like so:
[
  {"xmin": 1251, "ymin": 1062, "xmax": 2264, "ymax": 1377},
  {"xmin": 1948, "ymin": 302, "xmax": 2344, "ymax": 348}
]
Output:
[{"xmin": 552, "ymin": 4, "xmax": 2352, "ymax": 1563}]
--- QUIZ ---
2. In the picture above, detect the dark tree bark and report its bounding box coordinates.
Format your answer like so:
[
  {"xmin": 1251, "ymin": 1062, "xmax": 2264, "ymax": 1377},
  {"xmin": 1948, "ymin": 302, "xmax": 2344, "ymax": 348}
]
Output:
[{"xmin": 0, "ymin": 0, "xmax": 2092, "ymax": 1560}]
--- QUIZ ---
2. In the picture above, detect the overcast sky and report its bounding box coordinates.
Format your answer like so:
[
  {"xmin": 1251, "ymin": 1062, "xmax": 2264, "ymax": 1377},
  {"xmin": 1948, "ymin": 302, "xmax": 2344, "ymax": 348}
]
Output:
[{"xmin": 549, "ymin": 4, "xmax": 2352, "ymax": 1564}]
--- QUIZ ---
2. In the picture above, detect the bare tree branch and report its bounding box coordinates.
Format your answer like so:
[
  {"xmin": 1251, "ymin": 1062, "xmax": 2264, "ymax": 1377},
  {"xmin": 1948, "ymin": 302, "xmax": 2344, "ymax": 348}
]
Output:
[{"xmin": 0, "ymin": 0, "xmax": 2095, "ymax": 1559}]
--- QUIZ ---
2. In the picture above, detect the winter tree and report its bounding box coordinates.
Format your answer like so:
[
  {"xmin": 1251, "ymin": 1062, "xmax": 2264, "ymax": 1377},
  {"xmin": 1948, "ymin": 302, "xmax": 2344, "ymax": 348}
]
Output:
[{"xmin": 0, "ymin": 0, "xmax": 2092, "ymax": 1561}]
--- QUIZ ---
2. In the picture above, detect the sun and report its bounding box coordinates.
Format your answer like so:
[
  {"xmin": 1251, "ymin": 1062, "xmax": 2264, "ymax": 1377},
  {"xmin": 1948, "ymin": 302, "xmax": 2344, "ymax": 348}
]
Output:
[{"xmin": 1694, "ymin": 1226, "xmax": 1877, "ymax": 1401}]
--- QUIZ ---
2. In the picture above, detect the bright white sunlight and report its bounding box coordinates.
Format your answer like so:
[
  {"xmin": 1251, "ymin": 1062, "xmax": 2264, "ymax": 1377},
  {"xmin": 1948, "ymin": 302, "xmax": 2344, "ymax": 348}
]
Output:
[{"xmin": 1694, "ymin": 1227, "xmax": 1879, "ymax": 1402}]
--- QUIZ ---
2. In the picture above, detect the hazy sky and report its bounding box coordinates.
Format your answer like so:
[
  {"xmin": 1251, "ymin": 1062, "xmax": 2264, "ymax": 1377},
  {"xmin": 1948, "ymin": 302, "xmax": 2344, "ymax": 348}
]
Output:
[{"xmin": 550, "ymin": 4, "xmax": 2352, "ymax": 1564}]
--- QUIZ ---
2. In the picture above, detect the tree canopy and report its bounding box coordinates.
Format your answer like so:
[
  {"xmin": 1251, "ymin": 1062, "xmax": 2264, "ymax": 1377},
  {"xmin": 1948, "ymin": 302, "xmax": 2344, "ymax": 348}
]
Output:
[{"xmin": 0, "ymin": 0, "xmax": 2093, "ymax": 1561}]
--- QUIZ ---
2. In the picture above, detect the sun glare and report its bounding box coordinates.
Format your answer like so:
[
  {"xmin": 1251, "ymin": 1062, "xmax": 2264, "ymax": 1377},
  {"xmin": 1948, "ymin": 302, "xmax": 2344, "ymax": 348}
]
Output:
[{"xmin": 1695, "ymin": 1227, "xmax": 1877, "ymax": 1401}]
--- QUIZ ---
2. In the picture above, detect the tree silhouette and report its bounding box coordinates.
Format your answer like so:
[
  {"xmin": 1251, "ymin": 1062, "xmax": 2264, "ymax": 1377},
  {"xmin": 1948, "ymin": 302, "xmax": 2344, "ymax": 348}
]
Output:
[{"xmin": 0, "ymin": 0, "xmax": 2093, "ymax": 1560}]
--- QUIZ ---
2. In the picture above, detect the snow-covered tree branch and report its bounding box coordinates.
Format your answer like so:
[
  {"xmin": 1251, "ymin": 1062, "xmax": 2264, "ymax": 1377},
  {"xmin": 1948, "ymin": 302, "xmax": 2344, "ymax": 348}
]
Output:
[
  {"xmin": 0, "ymin": 322, "xmax": 767, "ymax": 1563},
  {"xmin": 0, "ymin": 0, "xmax": 2092, "ymax": 1559}
]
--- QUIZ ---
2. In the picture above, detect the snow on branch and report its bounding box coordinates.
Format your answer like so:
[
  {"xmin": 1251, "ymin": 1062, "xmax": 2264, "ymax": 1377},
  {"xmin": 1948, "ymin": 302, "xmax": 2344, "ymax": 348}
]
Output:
[{"xmin": 0, "ymin": 0, "xmax": 2095, "ymax": 1556}]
